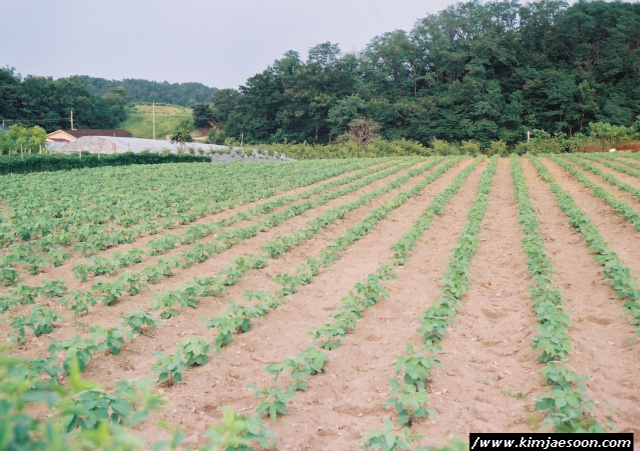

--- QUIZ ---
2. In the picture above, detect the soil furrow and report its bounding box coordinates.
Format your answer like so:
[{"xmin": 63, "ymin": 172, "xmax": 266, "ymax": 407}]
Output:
[
  {"xmin": 560, "ymin": 156, "xmax": 640, "ymax": 211},
  {"xmin": 5, "ymin": 156, "xmax": 640, "ymax": 451},
  {"xmin": 261, "ymin": 160, "xmax": 490, "ymax": 451},
  {"xmin": 412, "ymin": 157, "xmax": 545, "ymax": 444},
  {"xmin": 521, "ymin": 157, "xmax": 640, "ymax": 433},
  {"xmin": 81, "ymin": 160, "xmax": 445, "ymax": 351},
  {"xmin": 0, "ymin": 160, "xmax": 388, "ymax": 282},
  {"xmin": 540, "ymin": 157, "xmax": 640, "ymax": 283},
  {"xmin": 1, "ymin": 160, "xmax": 401, "ymax": 291},
  {"xmin": 578, "ymin": 156, "xmax": 640, "ymax": 191},
  {"xmin": 608, "ymin": 155, "xmax": 640, "ymax": 172},
  {"xmin": 1, "ymin": 160, "xmax": 421, "ymax": 338},
  {"xmin": 6, "ymin": 160, "xmax": 436, "ymax": 359},
  {"xmin": 133, "ymin": 158, "xmax": 482, "ymax": 448}
]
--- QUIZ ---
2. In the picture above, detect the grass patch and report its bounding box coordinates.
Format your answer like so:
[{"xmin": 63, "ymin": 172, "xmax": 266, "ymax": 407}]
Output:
[{"xmin": 119, "ymin": 103, "xmax": 193, "ymax": 139}]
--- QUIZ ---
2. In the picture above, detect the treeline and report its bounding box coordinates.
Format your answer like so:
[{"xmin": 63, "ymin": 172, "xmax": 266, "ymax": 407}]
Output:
[
  {"xmin": 206, "ymin": 0, "xmax": 640, "ymax": 148},
  {"xmin": 0, "ymin": 70, "xmax": 217, "ymax": 133},
  {"xmin": 258, "ymin": 121, "xmax": 640, "ymax": 160},
  {"xmin": 79, "ymin": 76, "xmax": 217, "ymax": 107},
  {"xmin": 0, "ymin": 68, "xmax": 127, "ymax": 132}
]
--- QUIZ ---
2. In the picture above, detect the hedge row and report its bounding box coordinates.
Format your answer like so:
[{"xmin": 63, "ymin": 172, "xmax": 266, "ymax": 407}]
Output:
[{"xmin": 0, "ymin": 152, "xmax": 210, "ymax": 175}]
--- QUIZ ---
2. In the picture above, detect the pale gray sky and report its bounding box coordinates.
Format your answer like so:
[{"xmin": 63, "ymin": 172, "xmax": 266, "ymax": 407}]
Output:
[{"xmin": 2, "ymin": 0, "xmax": 577, "ymax": 90}]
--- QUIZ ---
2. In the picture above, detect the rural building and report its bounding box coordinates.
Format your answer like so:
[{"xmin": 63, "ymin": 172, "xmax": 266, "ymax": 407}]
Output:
[{"xmin": 46, "ymin": 129, "xmax": 132, "ymax": 143}]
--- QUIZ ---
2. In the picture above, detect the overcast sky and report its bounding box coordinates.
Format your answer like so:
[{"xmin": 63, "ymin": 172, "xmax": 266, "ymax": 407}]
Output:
[{"xmin": 2, "ymin": 0, "xmax": 581, "ymax": 90}]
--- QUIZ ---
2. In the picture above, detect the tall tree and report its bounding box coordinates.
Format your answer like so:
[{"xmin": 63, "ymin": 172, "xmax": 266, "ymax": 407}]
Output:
[
  {"xmin": 192, "ymin": 103, "xmax": 214, "ymax": 128},
  {"xmin": 209, "ymin": 88, "xmax": 240, "ymax": 128},
  {"xmin": 0, "ymin": 67, "xmax": 21, "ymax": 123},
  {"xmin": 225, "ymin": 68, "xmax": 283, "ymax": 143}
]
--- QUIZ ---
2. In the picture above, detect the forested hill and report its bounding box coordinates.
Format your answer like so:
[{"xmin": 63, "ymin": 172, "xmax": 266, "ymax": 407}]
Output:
[
  {"xmin": 0, "ymin": 71, "xmax": 128, "ymax": 131},
  {"xmin": 0, "ymin": 71, "xmax": 216, "ymax": 132},
  {"xmin": 79, "ymin": 77, "xmax": 217, "ymax": 106},
  {"xmin": 217, "ymin": 0, "xmax": 640, "ymax": 147}
]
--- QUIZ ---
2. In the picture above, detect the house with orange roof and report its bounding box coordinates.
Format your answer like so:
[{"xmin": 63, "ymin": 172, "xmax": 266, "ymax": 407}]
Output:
[{"xmin": 46, "ymin": 129, "xmax": 132, "ymax": 143}]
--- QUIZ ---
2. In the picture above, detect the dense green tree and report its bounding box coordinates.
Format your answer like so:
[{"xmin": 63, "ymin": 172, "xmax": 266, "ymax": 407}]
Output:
[
  {"xmin": 0, "ymin": 70, "xmax": 127, "ymax": 131},
  {"xmin": 274, "ymin": 43, "xmax": 346, "ymax": 143},
  {"xmin": 79, "ymin": 76, "xmax": 216, "ymax": 106},
  {"xmin": 360, "ymin": 31, "xmax": 417, "ymax": 98},
  {"xmin": 225, "ymin": 69, "xmax": 283, "ymax": 143},
  {"xmin": 192, "ymin": 103, "xmax": 214, "ymax": 128},
  {"xmin": 0, "ymin": 125, "xmax": 46, "ymax": 154},
  {"xmin": 98, "ymin": 85, "xmax": 128, "ymax": 126},
  {"xmin": 327, "ymin": 94, "xmax": 368, "ymax": 138},
  {"xmin": 210, "ymin": 88, "xmax": 240, "ymax": 127},
  {"xmin": 0, "ymin": 67, "xmax": 21, "ymax": 122},
  {"xmin": 254, "ymin": 1, "xmax": 640, "ymax": 145},
  {"xmin": 517, "ymin": 0, "xmax": 568, "ymax": 64}
]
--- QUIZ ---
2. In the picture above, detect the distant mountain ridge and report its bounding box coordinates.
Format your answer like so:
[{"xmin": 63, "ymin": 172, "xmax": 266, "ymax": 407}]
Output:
[{"xmin": 79, "ymin": 76, "xmax": 217, "ymax": 107}]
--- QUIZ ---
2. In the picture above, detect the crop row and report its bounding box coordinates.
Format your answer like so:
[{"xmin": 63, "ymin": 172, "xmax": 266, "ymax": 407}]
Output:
[
  {"xmin": 0, "ymin": 159, "xmax": 384, "ymax": 283},
  {"xmin": 0, "ymin": 159, "xmax": 375, "ymax": 243},
  {"xmin": 607, "ymin": 153, "xmax": 640, "ymax": 171},
  {"xmin": 3, "ymin": 158, "xmax": 446, "ymax": 451},
  {"xmin": 1, "ymin": 158, "xmax": 418, "ymax": 323},
  {"xmin": 549, "ymin": 155, "xmax": 640, "ymax": 231},
  {"xmin": 149, "ymin": 157, "xmax": 463, "ymax": 386},
  {"xmin": 6, "ymin": 154, "xmax": 636, "ymax": 451},
  {"xmin": 561, "ymin": 155, "xmax": 640, "ymax": 201},
  {"xmin": 129, "ymin": 155, "xmax": 473, "ymax": 451},
  {"xmin": 14, "ymin": 158, "xmax": 449, "ymax": 381},
  {"xmin": 580, "ymin": 153, "xmax": 640, "ymax": 181},
  {"xmin": 209, "ymin": 155, "xmax": 482, "ymax": 448},
  {"xmin": 528, "ymin": 156, "xmax": 640, "ymax": 334},
  {"xmin": 65, "ymin": 160, "xmax": 410, "ymax": 281},
  {"xmin": 356, "ymin": 156, "xmax": 497, "ymax": 450},
  {"xmin": 4, "ymin": 160, "xmax": 394, "ymax": 282},
  {"xmin": 511, "ymin": 156, "xmax": 604, "ymax": 432},
  {"xmin": 74, "ymin": 158, "xmax": 409, "ymax": 281}
]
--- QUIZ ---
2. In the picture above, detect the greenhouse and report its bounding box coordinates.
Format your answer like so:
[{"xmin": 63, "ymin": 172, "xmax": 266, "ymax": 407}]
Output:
[
  {"xmin": 53, "ymin": 136, "xmax": 230, "ymax": 155},
  {"xmin": 49, "ymin": 136, "xmax": 292, "ymax": 161}
]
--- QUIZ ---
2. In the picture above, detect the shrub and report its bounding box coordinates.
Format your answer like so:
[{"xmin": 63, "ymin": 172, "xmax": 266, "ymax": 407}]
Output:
[
  {"xmin": 589, "ymin": 122, "xmax": 634, "ymax": 148},
  {"xmin": 0, "ymin": 152, "xmax": 209, "ymax": 175},
  {"xmin": 390, "ymin": 139, "xmax": 430, "ymax": 156},
  {"xmin": 458, "ymin": 140, "xmax": 481, "ymax": 156},
  {"xmin": 485, "ymin": 140, "xmax": 507, "ymax": 156},
  {"xmin": 431, "ymin": 139, "xmax": 459, "ymax": 155},
  {"xmin": 515, "ymin": 130, "xmax": 566, "ymax": 154}
]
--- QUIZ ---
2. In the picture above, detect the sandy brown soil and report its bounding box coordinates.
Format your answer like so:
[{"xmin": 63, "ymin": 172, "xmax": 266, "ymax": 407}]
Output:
[
  {"xmin": 521, "ymin": 158, "xmax": 640, "ymax": 433},
  {"xmin": 412, "ymin": 158, "xmax": 546, "ymax": 445},
  {"xmin": 561, "ymin": 156, "xmax": 640, "ymax": 213},
  {"xmin": 3, "ymin": 156, "xmax": 640, "ymax": 450},
  {"xmin": 582, "ymin": 156, "xmax": 640, "ymax": 192},
  {"xmin": 93, "ymin": 158, "xmax": 477, "ymax": 449},
  {"xmin": 608, "ymin": 155, "xmax": 640, "ymax": 172}
]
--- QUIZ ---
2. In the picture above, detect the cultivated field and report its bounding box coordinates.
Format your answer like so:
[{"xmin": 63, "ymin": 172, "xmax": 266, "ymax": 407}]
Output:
[{"xmin": 1, "ymin": 154, "xmax": 639, "ymax": 450}]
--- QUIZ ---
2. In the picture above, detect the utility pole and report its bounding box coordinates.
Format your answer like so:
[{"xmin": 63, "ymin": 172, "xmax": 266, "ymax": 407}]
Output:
[
  {"xmin": 70, "ymin": 110, "xmax": 74, "ymax": 130},
  {"xmin": 152, "ymin": 101, "xmax": 156, "ymax": 140}
]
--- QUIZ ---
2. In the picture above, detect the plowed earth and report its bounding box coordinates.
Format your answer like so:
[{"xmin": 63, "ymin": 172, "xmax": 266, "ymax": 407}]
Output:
[{"xmin": 3, "ymin": 155, "xmax": 639, "ymax": 450}]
